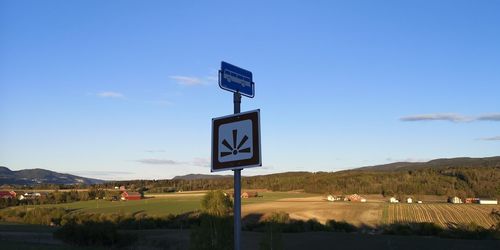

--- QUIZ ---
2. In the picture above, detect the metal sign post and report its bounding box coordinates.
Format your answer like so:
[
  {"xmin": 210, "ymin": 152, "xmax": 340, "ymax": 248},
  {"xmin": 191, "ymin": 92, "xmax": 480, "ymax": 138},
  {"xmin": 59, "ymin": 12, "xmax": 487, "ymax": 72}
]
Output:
[
  {"xmin": 212, "ymin": 61, "xmax": 260, "ymax": 250},
  {"xmin": 233, "ymin": 92, "xmax": 241, "ymax": 250}
]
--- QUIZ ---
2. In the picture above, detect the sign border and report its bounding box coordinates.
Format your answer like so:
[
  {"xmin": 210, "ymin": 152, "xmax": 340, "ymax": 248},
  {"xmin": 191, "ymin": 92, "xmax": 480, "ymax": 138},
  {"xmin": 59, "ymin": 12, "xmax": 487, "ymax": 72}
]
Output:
[
  {"xmin": 218, "ymin": 61, "xmax": 255, "ymax": 98},
  {"xmin": 211, "ymin": 109, "xmax": 261, "ymax": 172}
]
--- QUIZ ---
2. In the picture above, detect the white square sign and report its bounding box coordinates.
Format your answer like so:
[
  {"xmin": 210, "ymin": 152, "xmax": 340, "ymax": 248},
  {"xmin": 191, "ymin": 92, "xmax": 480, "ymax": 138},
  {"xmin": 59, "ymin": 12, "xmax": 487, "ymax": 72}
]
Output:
[
  {"xmin": 211, "ymin": 109, "xmax": 261, "ymax": 172},
  {"xmin": 218, "ymin": 119, "xmax": 253, "ymax": 163}
]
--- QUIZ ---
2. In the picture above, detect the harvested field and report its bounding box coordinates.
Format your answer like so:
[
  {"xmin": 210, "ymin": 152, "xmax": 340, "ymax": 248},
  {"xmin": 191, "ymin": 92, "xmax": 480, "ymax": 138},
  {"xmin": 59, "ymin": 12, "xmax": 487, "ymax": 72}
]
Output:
[
  {"xmin": 385, "ymin": 203, "xmax": 500, "ymax": 228},
  {"xmin": 242, "ymin": 196, "xmax": 384, "ymax": 226}
]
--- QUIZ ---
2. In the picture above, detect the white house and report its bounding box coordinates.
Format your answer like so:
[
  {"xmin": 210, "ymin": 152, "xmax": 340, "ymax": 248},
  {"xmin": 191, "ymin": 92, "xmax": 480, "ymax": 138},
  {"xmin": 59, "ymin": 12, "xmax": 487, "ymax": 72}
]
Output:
[
  {"xmin": 479, "ymin": 199, "xmax": 498, "ymax": 205},
  {"xmin": 327, "ymin": 195, "xmax": 342, "ymax": 202},
  {"xmin": 389, "ymin": 197, "xmax": 399, "ymax": 203},
  {"xmin": 360, "ymin": 198, "xmax": 367, "ymax": 203},
  {"xmin": 417, "ymin": 200, "xmax": 423, "ymax": 204},
  {"xmin": 18, "ymin": 192, "xmax": 41, "ymax": 200},
  {"xmin": 406, "ymin": 197, "xmax": 413, "ymax": 204},
  {"xmin": 327, "ymin": 195, "xmax": 335, "ymax": 201},
  {"xmin": 449, "ymin": 196, "xmax": 463, "ymax": 204}
]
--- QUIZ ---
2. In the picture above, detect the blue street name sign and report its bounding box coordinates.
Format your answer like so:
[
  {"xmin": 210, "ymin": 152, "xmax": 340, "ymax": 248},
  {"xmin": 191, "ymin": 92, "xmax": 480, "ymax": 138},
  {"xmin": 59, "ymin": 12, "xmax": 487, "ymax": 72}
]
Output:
[{"xmin": 219, "ymin": 61, "xmax": 255, "ymax": 98}]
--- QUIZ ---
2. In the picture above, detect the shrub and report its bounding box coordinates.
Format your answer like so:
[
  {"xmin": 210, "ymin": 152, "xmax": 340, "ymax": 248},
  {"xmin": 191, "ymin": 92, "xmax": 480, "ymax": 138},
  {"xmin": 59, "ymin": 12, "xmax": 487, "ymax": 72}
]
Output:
[
  {"xmin": 201, "ymin": 190, "xmax": 233, "ymax": 216},
  {"xmin": 266, "ymin": 211, "xmax": 290, "ymax": 224},
  {"xmin": 190, "ymin": 190, "xmax": 234, "ymax": 250},
  {"xmin": 326, "ymin": 220, "xmax": 357, "ymax": 232}
]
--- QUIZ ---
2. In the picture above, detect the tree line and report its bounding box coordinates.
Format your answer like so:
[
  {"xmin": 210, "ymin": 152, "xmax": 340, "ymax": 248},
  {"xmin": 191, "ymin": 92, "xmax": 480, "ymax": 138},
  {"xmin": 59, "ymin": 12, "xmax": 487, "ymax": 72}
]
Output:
[
  {"xmin": 100, "ymin": 166, "xmax": 500, "ymax": 198},
  {"xmin": 0, "ymin": 187, "xmax": 121, "ymax": 209}
]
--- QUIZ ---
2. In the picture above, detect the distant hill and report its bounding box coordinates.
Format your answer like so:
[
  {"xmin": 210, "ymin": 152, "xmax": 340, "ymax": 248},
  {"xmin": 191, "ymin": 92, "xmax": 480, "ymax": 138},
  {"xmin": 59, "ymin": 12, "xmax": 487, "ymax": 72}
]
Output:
[
  {"xmin": 0, "ymin": 166, "xmax": 105, "ymax": 185},
  {"xmin": 172, "ymin": 174, "xmax": 232, "ymax": 180},
  {"xmin": 354, "ymin": 156, "xmax": 500, "ymax": 172}
]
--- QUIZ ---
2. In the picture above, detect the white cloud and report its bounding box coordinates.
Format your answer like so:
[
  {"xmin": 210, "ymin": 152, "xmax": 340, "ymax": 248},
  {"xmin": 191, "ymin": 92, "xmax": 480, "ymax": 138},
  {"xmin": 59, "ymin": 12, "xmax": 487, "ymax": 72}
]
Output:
[
  {"xmin": 169, "ymin": 76, "xmax": 204, "ymax": 86},
  {"xmin": 169, "ymin": 74, "xmax": 218, "ymax": 86},
  {"xmin": 136, "ymin": 159, "xmax": 183, "ymax": 165},
  {"xmin": 478, "ymin": 136, "xmax": 500, "ymax": 141},
  {"xmin": 477, "ymin": 114, "xmax": 500, "ymax": 121},
  {"xmin": 400, "ymin": 113, "xmax": 470, "ymax": 122},
  {"xmin": 97, "ymin": 91, "xmax": 124, "ymax": 98},
  {"xmin": 400, "ymin": 113, "xmax": 500, "ymax": 123}
]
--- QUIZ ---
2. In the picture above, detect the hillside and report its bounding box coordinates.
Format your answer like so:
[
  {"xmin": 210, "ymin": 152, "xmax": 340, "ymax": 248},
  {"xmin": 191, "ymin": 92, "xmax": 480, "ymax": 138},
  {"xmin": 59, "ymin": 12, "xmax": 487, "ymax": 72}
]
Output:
[
  {"xmin": 0, "ymin": 166, "xmax": 104, "ymax": 185},
  {"xmin": 355, "ymin": 156, "xmax": 500, "ymax": 172}
]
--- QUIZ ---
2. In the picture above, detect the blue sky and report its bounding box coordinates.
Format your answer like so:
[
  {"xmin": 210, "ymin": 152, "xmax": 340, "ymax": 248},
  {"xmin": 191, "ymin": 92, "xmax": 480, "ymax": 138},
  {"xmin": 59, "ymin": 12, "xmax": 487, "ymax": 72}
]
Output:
[{"xmin": 1, "ymin": 1, "xmax": 499, "ymax": 180}]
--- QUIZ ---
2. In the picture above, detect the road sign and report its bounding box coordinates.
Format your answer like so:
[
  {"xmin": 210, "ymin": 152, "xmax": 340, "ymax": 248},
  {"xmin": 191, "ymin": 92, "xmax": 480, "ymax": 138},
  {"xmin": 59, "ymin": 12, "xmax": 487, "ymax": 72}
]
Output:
[
  {"xmin": 211, "ymin": 109, "xmax": 261, "ymax": 172},
  {"xmin": 219, "ymin": 61, "xmax": 255, "ymax": 98}
]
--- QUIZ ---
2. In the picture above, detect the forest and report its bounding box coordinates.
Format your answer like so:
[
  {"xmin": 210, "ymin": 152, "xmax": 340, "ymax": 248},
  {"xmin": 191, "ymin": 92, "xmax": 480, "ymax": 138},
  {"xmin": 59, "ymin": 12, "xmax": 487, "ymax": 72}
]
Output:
[{"xmin": 102, "ymin": 165, "xmax": 500, "ymax": 198}]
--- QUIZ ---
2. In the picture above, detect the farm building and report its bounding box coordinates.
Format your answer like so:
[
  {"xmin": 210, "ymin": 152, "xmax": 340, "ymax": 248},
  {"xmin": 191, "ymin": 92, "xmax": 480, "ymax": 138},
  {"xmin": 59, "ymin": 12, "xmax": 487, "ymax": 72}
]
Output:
[
  {"xmin": 465, "ymin": 198, "xmax": 480, "ymax": 204},
  {"xmin": 327, "ymin": 195, "xmax": 342, "ymax": 202},
  {"xmin": 417, "ymin": 200, "xmax": 423, "ymax": 204},
  {"xmin": 389, "ymin": 197, "xmax": 399, "ymax": 203},
  {"xmin": 0, "ymin": 191, "xmax": 16, "ymax": 199},
  {"xmin": 226, "ymin": 191, "xmax": 259, "ymax": 198},
  {"xmin": 345, "ymin": 194, "xmax": 366, "ymax": 202},
  {"xmin": 478, "ymin": 198, "xmax": 498, "ymax": 205},
  {"xmin": 448, "ymin": 196, "xmax": 463, "ymax": 204},
  {"xmin": 241, "ymin": 192, "xmax": 259, "ymax": 198},
  {"xmin": 406, "ymin": 197, "xmax": 413, "ymax": 204},
  {"xmin": 121, "ymin": 191, "xmax": 142, "ymax": 200},
  {"xmin": 18, "ymin": 192, "xmax": 42, "ymax": 200}
]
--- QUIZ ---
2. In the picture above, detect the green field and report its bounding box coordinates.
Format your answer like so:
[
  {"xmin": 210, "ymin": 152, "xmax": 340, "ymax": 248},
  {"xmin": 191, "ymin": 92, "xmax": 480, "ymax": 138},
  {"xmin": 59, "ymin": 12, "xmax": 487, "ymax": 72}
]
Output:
[
  {"xmin": 25, "ymin": 191, "xmax": 315, "ymax": 216},
  {"xmin": 37, "ymin": 196, "xmax": 201, "ymax": 216}
]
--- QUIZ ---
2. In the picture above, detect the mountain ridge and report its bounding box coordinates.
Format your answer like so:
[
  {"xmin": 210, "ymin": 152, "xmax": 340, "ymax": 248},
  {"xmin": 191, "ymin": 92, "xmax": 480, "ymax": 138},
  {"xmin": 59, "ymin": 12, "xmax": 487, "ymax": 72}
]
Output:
[
  {"xmin": 0, "ymin": 166, "xmax": 105, "ymax": 185},
  {"xmin": 2, "ymin": 156, "xmax": 499, "ymax": 185},
  {"xmin": 354, "ymin": 156, "xmax": 500, "ymax": 172}
]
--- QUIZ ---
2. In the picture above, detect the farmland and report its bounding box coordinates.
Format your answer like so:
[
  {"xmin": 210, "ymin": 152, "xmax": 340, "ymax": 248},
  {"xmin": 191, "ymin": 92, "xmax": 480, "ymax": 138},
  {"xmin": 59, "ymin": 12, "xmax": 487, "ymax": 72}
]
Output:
[
  {"xmin": 2, "ymin": 191, "xmax": 499, "ymax": 229},
  {"xmin": 384, "ymin": 203, "xmax": 498, "ymax": 228},
  {"xmin": 22, "ymin": 191, "xmax": 315, "ymax": 216},
  {"xmin": 242, "ymin": 196, "xmax": 384, "ymax": 226},
  {"xmin": 1, "ymin": 191, "xmax": 499, "ymax": 249}
]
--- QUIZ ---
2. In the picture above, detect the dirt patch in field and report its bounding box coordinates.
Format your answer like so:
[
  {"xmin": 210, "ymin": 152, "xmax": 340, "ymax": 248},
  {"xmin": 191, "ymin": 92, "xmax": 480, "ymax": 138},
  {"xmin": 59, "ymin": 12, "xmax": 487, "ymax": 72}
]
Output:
[{"xmin": 242, "ymin": 196, "xmax": 384, "ymax": 226}]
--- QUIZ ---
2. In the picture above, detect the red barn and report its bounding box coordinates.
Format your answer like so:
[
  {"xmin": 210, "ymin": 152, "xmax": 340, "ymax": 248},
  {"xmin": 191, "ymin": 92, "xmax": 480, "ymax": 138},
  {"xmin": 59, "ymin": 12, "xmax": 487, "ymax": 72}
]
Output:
[
  {"xmin": 465, "ymin": 198, "xmax": 479, "ymax": 204},
  {"xmin": 0, "ymin": 191, "xmax": 16, "ymax": 199},
  {"xmin": 121, "ymin": 191, "xmax": 141, "ymax": 201},
  {"xmin": 345, "ymin": 194, "xmax": 365, "ymax": 202}
]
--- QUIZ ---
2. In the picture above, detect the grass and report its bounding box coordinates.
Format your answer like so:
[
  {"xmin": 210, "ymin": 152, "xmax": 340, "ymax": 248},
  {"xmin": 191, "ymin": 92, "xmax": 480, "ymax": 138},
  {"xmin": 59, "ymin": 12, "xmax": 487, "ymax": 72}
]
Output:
[
  {"xmin": 25, "ymin": 191, "xmax": 314, "ymax": 216},
  {"xmin": 36, "ymin": 196, "xmax": 202, "ymax": 216}
]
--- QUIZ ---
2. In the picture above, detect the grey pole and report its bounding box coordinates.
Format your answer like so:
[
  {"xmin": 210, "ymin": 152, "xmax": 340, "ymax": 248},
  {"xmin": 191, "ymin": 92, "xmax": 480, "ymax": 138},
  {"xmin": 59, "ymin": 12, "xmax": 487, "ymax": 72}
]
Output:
[{"xmin": 233, "ymin": 92, "xmax": 241, "ymax": 250}]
